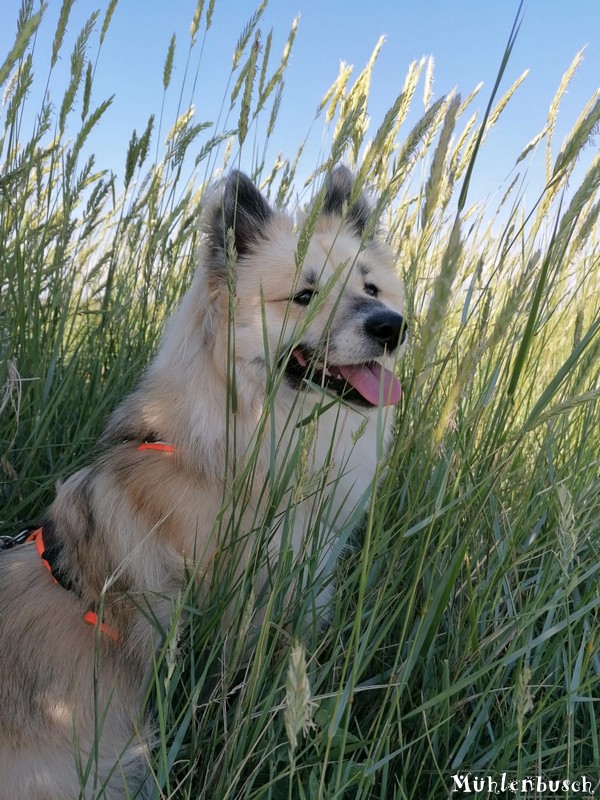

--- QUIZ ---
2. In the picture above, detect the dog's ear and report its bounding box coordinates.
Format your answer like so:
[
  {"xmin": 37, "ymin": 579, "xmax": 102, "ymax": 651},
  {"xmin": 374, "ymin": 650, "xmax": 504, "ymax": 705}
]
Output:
[
  {"xmin": 322, "ymin": 165, "xmax": 372, "ymax": 238},
  {"xmin": 207, "ymin": 171, "xmax": 273, "ymax": 264}
]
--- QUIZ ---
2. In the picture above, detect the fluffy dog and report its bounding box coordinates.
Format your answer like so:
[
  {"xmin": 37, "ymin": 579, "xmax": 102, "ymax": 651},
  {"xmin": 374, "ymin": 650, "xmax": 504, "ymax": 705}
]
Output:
[{"xmin": 0, "ymin": 166, "xmax": 406, "ymax": 798}]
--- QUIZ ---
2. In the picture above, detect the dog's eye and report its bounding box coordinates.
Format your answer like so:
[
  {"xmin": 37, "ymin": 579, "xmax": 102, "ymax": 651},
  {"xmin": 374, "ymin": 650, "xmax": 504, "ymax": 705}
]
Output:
[
  {"xmin": 364, "ymin": 283, "xmax": 379, "ymax": 298},
  {"xmin": 293, "ymin": 289, "xmax": 316, "ymax": 306}
]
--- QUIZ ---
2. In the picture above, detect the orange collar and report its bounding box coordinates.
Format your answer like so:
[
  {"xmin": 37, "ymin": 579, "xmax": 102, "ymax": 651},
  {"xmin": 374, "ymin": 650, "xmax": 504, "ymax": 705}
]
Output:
[{"xmin": 136, "ymin": 441, "xmax": 175, "ymax": 453}]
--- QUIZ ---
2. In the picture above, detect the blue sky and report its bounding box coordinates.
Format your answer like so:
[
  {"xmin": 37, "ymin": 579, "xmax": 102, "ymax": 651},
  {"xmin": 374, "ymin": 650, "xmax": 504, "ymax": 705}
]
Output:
[{"xmin": 2, "ymin": 1, "xmax": 600, "ymax": 209}]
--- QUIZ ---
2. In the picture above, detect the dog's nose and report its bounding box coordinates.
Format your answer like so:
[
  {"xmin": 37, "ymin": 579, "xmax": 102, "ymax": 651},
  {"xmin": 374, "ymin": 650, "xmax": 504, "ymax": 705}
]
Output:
[{"xmin": 364, "ymin": 310, "xmax": 407, "ymax": 351}]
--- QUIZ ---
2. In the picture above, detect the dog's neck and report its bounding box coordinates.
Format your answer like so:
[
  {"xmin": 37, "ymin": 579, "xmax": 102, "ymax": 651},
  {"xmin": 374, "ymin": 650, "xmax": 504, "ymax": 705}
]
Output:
[{"xmin": 138, "ymin": 294, "xmax": 270, "ymax": 482}]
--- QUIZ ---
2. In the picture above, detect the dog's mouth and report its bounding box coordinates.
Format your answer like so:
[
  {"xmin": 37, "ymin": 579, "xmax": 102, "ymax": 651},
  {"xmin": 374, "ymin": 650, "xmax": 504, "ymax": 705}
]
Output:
[{"xmin": 285, "ymin": 347, "xmax": 402, "ymax": 408}]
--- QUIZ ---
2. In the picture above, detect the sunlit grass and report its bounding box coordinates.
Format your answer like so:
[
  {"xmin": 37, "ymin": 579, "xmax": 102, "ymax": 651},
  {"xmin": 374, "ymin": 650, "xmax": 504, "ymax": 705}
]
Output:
[{"xmin": 1, "ymin": 1, "xmax": 599, "ymax": 797}]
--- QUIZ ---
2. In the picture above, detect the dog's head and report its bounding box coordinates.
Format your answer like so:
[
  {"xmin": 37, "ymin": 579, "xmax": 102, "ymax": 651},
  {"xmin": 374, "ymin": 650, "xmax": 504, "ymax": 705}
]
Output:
[{"xmin": 204, "ymin": 166, "xmax": 407, "ymax": 409}]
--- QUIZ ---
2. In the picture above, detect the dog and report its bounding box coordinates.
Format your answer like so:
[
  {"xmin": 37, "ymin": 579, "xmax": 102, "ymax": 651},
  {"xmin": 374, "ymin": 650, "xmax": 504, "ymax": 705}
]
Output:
[{"xmin": 0, "ymin": 166, "xmax": 407, "ymax": 799}]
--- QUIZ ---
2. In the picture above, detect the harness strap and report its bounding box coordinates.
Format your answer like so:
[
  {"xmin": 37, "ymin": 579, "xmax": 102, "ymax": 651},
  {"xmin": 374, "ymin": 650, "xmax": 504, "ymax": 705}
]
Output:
[
  {"xmin": 9, "ymin": 439, "xmax": 176, "ymax": 644},
  {"xmin": 82, "ymin": 611, "xmax": 120, "ymax": 642},
  {"xmin": 29, "ymin": 527, "xmax": 57, "ymax": 584},
  {"xmin": 27, "ymin": 526, "xmax": 120, "ymax": 642}
]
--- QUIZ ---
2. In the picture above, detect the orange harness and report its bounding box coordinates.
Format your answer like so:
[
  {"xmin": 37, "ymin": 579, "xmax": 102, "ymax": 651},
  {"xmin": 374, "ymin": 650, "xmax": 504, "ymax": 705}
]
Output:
[
  {"xmin": 26, "ymin": 526, "xmax": 121, "ymax": 641},
  {"xmin": 27, "ymin": 440, "xmax": 175, "ymax": 642}
]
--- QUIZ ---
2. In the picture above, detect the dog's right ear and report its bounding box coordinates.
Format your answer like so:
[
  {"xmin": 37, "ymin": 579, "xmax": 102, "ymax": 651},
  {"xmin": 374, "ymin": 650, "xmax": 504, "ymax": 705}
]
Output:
[
  {"xmin": 206, "ymin": 171, "xmax": 273, "ymax": 267},
  {"xmin": 321, "ymin": 165, "xmax": 372, "ymax": 238}
]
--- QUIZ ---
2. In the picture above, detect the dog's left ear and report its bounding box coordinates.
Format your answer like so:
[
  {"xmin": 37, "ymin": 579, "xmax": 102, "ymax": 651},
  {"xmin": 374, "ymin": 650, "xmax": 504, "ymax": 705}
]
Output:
[
  {"xmin": 322, "ymin": 165, "xmax": 373, "ymax": 238},
  {"xmin": 207, "ymin": 170, "xmax": 273, "ymax": 263}
]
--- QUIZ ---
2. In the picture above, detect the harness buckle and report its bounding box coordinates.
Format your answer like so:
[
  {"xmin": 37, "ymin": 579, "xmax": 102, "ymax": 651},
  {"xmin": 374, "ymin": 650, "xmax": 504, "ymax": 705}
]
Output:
[{"xmin": 0, "ymin": 528, "xmax": 38, "ymax": 550}]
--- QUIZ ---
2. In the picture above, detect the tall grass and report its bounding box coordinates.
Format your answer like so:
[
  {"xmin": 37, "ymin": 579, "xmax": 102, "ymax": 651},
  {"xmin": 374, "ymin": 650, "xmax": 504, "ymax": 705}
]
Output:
[{"xmin": 1, "ymin": 1, "xmax": 600, "ymax": 798}]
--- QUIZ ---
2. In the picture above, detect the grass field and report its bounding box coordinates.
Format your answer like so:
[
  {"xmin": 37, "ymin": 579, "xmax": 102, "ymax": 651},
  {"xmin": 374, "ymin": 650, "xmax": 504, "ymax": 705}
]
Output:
[{"xmin": 1, "ymin": 1, "xmax": 600, "ymax": 798}]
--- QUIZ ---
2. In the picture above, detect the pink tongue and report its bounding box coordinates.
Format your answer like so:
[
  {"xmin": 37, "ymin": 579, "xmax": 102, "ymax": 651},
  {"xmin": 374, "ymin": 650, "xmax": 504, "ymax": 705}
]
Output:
[{"xmin": 338, "ymin": 362, "xmax": 402, "ymax": 406}]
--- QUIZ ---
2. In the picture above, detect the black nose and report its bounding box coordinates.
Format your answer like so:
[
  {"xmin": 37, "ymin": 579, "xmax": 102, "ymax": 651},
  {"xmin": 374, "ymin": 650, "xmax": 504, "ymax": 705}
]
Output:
[{"xmin": 364, "ymin": 310, "xmax": 407, "ymax": 352}]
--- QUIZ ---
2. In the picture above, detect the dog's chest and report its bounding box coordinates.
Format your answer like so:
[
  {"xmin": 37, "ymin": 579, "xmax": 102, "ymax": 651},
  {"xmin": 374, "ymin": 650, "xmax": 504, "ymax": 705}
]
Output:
[
  {"xmin": 313, "ymin": 407, "xmax": 387, "ymax": 525},
  {"xmin": 274, "ymin": 399, "xmax": 392, "ymax": 547}
]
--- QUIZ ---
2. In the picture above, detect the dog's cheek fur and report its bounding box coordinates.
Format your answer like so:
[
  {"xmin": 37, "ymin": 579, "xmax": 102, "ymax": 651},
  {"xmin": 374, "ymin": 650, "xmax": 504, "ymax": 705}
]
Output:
[{"xmin": 230, "ymin": 221, "xmax": 299, "ymax": 365}]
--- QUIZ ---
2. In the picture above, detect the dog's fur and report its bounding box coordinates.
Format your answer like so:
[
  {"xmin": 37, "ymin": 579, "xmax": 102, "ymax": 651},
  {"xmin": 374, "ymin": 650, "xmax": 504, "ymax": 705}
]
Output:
[{"xmin": 0, "ymin": 167, "xmax": 406, "ymax": 799}]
